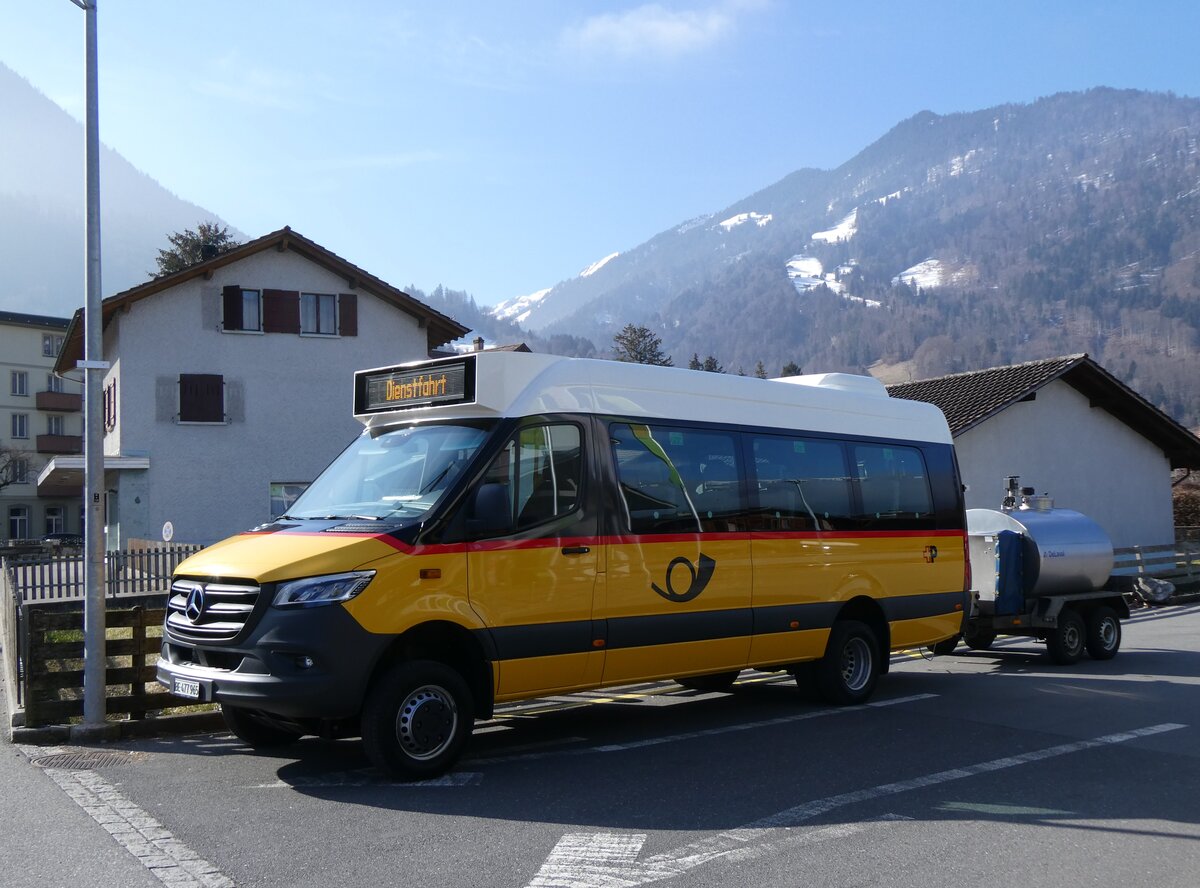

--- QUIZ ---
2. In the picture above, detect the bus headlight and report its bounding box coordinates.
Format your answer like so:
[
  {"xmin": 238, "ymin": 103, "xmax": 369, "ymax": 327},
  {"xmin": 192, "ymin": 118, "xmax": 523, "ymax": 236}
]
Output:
[{"xmin": 272, "ymin": 571, "xmax": 375, "ymax": 609}]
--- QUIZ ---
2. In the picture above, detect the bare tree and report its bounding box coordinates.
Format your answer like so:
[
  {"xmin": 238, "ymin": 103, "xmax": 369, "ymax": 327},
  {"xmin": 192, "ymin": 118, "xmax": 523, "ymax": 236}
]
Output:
[{"xmin": 0, "ymin": 446, "xmax": 38, "ymax": 493}]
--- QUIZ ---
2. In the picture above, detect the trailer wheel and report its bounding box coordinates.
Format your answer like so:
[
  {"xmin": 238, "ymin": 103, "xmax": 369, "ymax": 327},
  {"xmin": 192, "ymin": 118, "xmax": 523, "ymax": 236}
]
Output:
[
  {"xmin": 816, "ymin": 620, "xmax": 880, "ymax": 705},
  {"xmin": 1085, "ymin": 606, "xmax": 1122, "ymax": 660},
  {"xmin": 676, "ymin": 671, "xmax": 740, "ymax": 692},
  {"xmin": 362, "ymin": 660, "xmax": 474, "ymax": 780},
  {"xmin": 1047, "ymin": 608, "xmax": 1086, "ymax": 665},
  {"xmin": 963, "ymin": 624, "xmax": 996, "ymax": 651},
  {"xmin": 221, "ymin": 706, "xmax": 302, "ymax": 748}
]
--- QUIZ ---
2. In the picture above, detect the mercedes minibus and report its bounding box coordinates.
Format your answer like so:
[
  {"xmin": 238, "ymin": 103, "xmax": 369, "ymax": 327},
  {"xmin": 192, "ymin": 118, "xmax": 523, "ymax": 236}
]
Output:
[{"xmin": 158, "ymin": 352, "xmax": 967, "ymax": 778}]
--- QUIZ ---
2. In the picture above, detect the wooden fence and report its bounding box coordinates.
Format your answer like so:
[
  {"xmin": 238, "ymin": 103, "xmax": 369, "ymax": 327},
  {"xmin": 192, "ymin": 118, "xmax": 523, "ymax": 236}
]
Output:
[
  {"xmin": 17, "ymin": 601, "xmax": 213, "ymax": 728},
  {"xmin": 1111, "ymin": 540, "xmax": 1200, "ymax": 587}
]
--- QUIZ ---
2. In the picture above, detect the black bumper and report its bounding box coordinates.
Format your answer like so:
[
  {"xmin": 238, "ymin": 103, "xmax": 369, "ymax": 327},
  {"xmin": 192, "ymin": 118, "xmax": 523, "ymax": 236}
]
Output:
[{"xmin": 156, "ymin": 603, "xmax": 393, "ymax": 720}]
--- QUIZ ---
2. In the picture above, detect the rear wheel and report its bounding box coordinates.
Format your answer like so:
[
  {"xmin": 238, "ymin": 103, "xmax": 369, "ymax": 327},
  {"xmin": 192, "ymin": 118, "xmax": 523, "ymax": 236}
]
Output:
[
  {"xmin": 221, "ymin": 706, "xmax": 302, "ymax": 748},
  {"xmin": 931, "ymin": 636, "xmax": 960, "ymax": 656},
  {"xmin": 1085, "ymin": 606, "xmax": 1122, "ymax": 660},
  {"xmin": 362, "ymin": 660, "xmax": 474, "ymax": 780},
  {"xmin": 816, "ymin": 620, "xmax": 880, "ymax": 705},
  {"xmin": 676, "ymin": 671, "xmax": 740, "ymax": 692},
  {"xmin": 1047, "ymin": 608, "xmax": 1086, "ymax": 665}
]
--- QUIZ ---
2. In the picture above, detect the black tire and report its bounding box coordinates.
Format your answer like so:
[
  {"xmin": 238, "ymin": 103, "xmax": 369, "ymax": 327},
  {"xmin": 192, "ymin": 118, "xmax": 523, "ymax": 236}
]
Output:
[
  {"xmin": 1085, "ymin": 606, "xmax": 1122, "ymax": 660},
  {"xmin": 361, "ymin": 660, "xmax": 474, "ymax": 780},
  {"xmin": 221, "ymin": 706, "xmax": 303, "ymax": 748},
  {"xmin": 931, "ymin": 636, "xmax": 960, "ymax": 656},
  {"xmin": 963, "ymin": 622, "xmax": 996, "ymax": 651},
  {"xmin": 816, "ymin": 620, "xmax": 880, "ymax": 705},
  {"xmin": 1047, "ymin": 607, "xmax": 1086, "ymax": 665},
  {"xmin": 676, "ymin": 670, "xmax": 740, "ymax": 692}
]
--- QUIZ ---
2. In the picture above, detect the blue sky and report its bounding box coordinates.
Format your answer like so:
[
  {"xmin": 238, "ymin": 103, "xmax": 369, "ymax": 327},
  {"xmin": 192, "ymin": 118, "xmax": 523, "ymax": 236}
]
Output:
[{"xmin": 4, "ymin": 1, "xmax": 1199, "ymax": 308}]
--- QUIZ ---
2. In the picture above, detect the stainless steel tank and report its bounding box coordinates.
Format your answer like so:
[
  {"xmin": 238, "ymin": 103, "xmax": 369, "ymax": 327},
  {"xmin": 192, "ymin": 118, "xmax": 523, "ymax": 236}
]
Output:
[{"xmin": 967, "ymin": 505, "xmax": 1113, "ymax": 598}]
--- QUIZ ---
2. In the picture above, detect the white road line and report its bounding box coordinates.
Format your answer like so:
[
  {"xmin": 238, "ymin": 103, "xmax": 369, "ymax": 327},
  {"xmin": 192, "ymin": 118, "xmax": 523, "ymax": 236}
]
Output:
[
  {"xmin": 525, "ymin": 722, "xmax": 1187, "ymax": 888},
  {"xmin": 40, "ymin": 766, "xmax": 235, "ymax": 888}
]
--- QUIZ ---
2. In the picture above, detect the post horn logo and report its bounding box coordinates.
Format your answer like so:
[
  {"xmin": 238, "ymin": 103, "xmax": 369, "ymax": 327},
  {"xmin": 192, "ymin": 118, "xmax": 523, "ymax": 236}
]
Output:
[{"xmin": 652, "ymin": 553, "xmax": 717, "ymax": 603}]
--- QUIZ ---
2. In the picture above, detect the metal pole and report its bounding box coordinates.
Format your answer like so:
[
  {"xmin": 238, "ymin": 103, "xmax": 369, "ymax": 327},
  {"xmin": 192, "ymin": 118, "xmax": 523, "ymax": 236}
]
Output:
[{"xmin": 79, "ymin": 0, "xmax": 108, "ymax": 734}]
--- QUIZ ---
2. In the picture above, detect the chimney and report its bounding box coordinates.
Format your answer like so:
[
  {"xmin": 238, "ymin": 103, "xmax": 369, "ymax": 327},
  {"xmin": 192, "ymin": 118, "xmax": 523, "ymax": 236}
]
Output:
[{"xmin": 473, "ymin": 336, "xmax": 485, "ymax": 352}]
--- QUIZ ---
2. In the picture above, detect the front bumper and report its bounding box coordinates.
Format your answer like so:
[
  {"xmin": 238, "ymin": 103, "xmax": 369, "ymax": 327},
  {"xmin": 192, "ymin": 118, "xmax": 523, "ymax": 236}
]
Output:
[{"xmin": 156, "ymin": 601, "xmax": 393, "ymax": 720}]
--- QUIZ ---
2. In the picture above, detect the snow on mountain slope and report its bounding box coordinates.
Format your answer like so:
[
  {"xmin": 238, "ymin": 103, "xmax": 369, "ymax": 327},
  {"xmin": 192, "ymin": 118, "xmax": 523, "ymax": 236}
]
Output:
[{"xmin": 811, "ymin": 209, "xmax": 857, "ymax": 243}]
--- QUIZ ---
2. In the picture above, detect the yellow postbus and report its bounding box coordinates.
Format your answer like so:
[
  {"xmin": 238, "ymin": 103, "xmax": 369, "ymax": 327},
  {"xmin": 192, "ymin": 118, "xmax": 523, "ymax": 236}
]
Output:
[{"xmin": 158, "ymin": 352, "xmax": 966, "ymax": 778}]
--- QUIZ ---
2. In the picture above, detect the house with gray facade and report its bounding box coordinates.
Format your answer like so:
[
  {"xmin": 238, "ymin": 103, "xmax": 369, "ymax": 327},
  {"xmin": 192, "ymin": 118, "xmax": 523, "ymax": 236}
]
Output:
[
  {"xmin": 1, "ymin": 310, "xmax": 83, "ymax": 543},
  {"xmin": 46, "ymin": 227, "xmax": 468, "ymax": 546},
  {"xmin": 888, "ymin": 354, "xmax": 1200, "ymax": 548}
]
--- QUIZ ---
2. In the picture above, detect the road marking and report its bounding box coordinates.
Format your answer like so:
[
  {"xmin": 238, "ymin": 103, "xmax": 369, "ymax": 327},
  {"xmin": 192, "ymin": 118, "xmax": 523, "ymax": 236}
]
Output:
[
  {"xmin": 39, "ymin": 765, "xmax": 234, "ymax": 887},
  {"xmin": 524, "ymin": 722, "xmax": 1186, "ymax": 888}
]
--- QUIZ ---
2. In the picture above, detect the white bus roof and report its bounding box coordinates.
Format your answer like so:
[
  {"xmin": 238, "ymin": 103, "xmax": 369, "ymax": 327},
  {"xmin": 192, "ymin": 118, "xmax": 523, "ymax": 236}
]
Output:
[{"xmin": 355, "ymin": 351, "xmax": 952, "ymax": 445}]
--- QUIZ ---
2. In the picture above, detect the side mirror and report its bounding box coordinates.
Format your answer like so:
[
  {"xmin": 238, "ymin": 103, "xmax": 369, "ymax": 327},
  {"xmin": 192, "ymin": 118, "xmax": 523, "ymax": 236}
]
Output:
[{"xmin": 466, "ymin": 482, "xmax": 513, "ymax": 538}]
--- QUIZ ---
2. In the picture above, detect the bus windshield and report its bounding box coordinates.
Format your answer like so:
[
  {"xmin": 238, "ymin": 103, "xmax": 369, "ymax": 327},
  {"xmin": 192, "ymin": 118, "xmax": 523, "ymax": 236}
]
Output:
[{"xmin": 283, "ymin": 422, "xmax": 493, "ymax": 522}]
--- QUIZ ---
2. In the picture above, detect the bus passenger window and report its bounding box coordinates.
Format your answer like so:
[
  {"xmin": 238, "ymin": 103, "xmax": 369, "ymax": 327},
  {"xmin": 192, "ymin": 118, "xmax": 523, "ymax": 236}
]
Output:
[
  {"xmin": 852, "ymin": 444, "xmax": 933, "ymax": 526},
  {"xmin": 750, "ymin": 436, "xmax": 852, "ymax": 531},
  {"xmin": 611, "ymin": 423, "xmax": 744, "ymax": 533}
]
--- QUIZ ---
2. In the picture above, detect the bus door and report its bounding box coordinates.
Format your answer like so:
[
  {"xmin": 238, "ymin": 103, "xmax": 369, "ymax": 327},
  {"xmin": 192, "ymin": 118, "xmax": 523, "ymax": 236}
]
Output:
[
  {"xmin": 465, "ymin": 421, "xmax": 603, "ymax": 697},
  {"xmin": 601, "ymin": 422, "xmax": 752, "ymax": 685}
]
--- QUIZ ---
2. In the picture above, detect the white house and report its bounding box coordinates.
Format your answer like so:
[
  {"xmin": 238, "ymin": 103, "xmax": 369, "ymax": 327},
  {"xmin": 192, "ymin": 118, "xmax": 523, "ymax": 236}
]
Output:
[
  {"xmin": 888, "ymin": 354, "xmax": 1200, "ymax": 548},
  {"xmin": 46, "ymin": 227, "xmax": 468, "ymax": 546}
]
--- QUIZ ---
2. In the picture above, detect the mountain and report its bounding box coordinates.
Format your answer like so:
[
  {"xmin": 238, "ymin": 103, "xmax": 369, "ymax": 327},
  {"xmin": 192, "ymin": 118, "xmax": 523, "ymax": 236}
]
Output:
[
  {"xmin": 490, "ymin": 88, "xmax": 1200, "ymax": 425},
  {"xmin": 0, "ymin": 63, "xmax": 237, "ymax": 317}
]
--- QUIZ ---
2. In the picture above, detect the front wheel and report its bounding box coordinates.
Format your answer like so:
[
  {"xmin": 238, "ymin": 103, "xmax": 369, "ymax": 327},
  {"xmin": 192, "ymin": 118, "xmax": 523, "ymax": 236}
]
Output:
[
  {"xmin": 1047, "ymin": 608, "xmax": 1086, "ymax": 665},
  {"xmin": 931, "ymin": 636, "xmax": 960, "ymax": 656},
  {"xmin": 362, "ymin": 660, "xmax": 474, "ymax": 780},
  {"xmin": 816, "ymin": 620, "xmax": 880, "ymax": 705},
  {"xmin": 1085, "ymin": 606, "xmax": 1122, "ymax": 660}
]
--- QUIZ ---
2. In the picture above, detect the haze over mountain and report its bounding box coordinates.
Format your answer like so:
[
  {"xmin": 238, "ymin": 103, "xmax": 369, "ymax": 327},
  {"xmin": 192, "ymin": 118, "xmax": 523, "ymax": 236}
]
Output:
[
  {"xmin": 483, "ymin": 88, "xmax": 1200, "ymax": 425},
  {"xmin": 0, "ymin": 63, "xmax": 235, "ymax": 317}
]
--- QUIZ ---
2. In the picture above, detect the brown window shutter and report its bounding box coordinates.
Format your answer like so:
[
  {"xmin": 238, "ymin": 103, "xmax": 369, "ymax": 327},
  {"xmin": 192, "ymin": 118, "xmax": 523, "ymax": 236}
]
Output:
[
  {"xmin": 179, "ymin": 374, "xmax": 224, "ymax": 422},
  {"xmin": 338, "ymin": 293, "xmax": 358, "ymax": 337},
  {"xmin": 263, "ymin": 289, "xmax": 300, "ymax": 333},
  {"xmin": 222, "ymin": 285, "xmax": 243, "ymax": 331}
]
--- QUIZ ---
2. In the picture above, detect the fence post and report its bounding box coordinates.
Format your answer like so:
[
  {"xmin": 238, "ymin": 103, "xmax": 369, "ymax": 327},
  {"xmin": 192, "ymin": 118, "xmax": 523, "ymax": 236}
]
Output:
[{"xmin": 131, "ymin": 605, "xmax": 146, "ymax": 720}]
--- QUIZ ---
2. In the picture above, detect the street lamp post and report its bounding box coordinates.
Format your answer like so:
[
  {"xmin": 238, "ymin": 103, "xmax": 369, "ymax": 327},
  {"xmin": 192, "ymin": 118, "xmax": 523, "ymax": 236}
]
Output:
[{"xmin": 68, "ymin": 0, "xmax": 111, "ymax": 737}]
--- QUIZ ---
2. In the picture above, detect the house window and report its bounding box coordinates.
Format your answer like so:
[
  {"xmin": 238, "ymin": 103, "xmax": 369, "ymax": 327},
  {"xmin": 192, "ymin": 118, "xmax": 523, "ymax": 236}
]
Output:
[
  {"xmin": 8, "ymin": 506, "xmax": 29, "ymax": 540},
  {"xmin": 47, "ymin": 415, "xmax": 64, "ymax": 436},
  {"xmin": 8, "ymin": 460, "xmax": 29, "ymax": 485},
  {"xmin": 11, "ymin": 370, "xmax": 28, "ymax": 396},
  {"xmin": 103, "ymin": 380, "xmax": 117, "ymax": 431},
  {"xmin": 178, "ymin": 374, "xmax": 225, "ymax": 423},
  {"xmin": 12, "ymin": 414, "xmax": 28, "ymax": 439},
  {"xmin": 270, "ymin": 482, "xmax": 309, "ymax": 518},
  {"xmin": 47, "ymin": 373, "xmax": 64, "ymax": 393},
  {"xmin": 45, "ymin": 506, "xmax": 64, "ymax": 535},
  {"xmin": 300, "ymin": 292, "xmax": 337, "ymax": 335},
  {"xmin": 222, "ymin": 287, "xmax": 262, "ymax": 332},
  {"xmin": 42, "ymin": 334, "xmax": 64, "ymax": 357}
]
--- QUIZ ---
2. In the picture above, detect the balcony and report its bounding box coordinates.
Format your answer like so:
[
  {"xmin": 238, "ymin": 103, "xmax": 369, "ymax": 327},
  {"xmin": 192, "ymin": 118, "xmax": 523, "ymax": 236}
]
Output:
[
  {"xmin": 37, "ymin": 391, "xmax": 82, "ymax": 412},
  {"xmin": 36, "ymin": 434, "xmax": 83, "ymax": 455}
]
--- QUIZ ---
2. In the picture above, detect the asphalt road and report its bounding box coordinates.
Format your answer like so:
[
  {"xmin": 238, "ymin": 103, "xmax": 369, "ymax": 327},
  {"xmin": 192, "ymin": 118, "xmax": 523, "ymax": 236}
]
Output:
[{"xmin": 7, "ymin": 602, "xmax": 1200, "ymax": 888}]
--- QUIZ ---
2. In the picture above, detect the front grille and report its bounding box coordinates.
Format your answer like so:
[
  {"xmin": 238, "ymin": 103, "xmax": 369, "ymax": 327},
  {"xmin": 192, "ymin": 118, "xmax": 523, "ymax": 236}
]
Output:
[{"xmin": 166, "ymin": 578, "xmax": 261, "ymax": 643}]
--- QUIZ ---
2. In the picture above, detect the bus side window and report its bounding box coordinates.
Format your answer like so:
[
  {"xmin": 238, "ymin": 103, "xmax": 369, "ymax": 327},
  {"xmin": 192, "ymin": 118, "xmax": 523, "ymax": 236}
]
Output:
[
  {"xmin": 852, "ymin": 444, "xmax": 933, "ymax": 526},
  {"xmin": 468, "ymin": 423, "xmax": 583, "ymax": 536},
  {"xmin": 750, "ymin": 436, "xmax": 852, "ymax": 531},
  {"xmin": 611, "ymin": 423, "xmax": 744, "ymax": 533}
]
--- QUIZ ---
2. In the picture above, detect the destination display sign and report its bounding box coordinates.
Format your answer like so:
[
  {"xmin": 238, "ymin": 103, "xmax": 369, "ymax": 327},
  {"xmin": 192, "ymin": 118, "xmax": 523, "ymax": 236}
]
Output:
[{"xmin": 355, "ymin": 358, "xmax": 475, "ymax": 414}]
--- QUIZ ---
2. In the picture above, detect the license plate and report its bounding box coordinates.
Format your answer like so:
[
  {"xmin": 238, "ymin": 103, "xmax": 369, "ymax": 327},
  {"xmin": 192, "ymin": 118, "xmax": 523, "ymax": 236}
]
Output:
[{"xmin": 172, "ymin": 677, "xmax": 202, "ymax": 699}]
